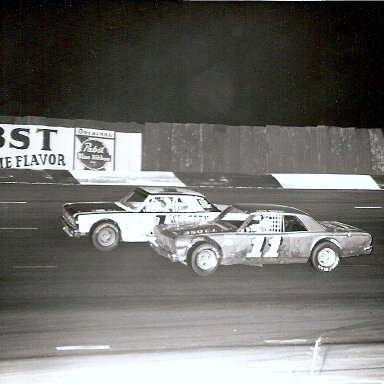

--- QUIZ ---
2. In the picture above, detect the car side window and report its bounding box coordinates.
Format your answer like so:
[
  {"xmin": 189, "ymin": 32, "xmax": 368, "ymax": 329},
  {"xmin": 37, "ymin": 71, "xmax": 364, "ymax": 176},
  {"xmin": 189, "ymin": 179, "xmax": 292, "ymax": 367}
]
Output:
[
  {"xmin": 176, "ymin": 196, "xmax": 208, "ymax": 213},
  {"xmin": 284, "ymin": 215, "xmax": 307, "ymax": 232},
  {"xmin": 142, "ymin": 197, "xmax": 174, "ymax": 213},
  {"xmin": 175, "ymin": 197, "xmax": 192, "ymax": 213},
  {"xmin": 196, "ymin": 197, "xmax": 217, "ymax": 212},
  {"xmin": 244, "ymin": 213, "xmax": 282, "ymax": 233}
]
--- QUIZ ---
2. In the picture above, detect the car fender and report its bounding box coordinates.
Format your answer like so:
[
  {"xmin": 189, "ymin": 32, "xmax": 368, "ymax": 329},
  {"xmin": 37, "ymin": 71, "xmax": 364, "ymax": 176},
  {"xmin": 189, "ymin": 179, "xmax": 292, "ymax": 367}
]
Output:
[
  {"xmin": 187, "ymin": 236, "xmax": 223, "ymax": 258},
  {"xmin": 76, "ymin": 213, "xmax": 124, "ymax": 233},
  {"xmin": 328, "ymin": 238, "xmax": 342, "ymax": 249},
  {"xmin": 89, "ymin": 218, "xmax": 121, "ymax": 235},
  {"xmin": 311, "ymin": 237, "xmax": 343, "ymax": 254}
]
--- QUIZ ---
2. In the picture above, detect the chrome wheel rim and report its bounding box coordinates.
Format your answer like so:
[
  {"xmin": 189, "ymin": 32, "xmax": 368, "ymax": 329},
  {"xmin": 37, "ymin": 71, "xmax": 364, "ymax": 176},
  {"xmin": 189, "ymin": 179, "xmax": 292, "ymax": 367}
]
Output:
[
  {"xmin": 98, "ymin": 228, "xmax": 116, "ymax": 246},
  {"xmin": 318, "ymin": 247, "xmax": 337, "ymax": 267},
  {"xmin": 196, "ymin": 250, "xmax": 217, "ymax": 270}
]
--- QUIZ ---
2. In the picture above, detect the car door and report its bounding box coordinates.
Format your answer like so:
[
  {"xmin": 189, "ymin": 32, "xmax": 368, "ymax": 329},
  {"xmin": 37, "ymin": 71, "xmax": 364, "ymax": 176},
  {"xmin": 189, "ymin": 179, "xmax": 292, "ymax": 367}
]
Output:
[
  {"xmin": 163, "ymin": 196, "xmax": 214, "ymax": 225},
  {"xmin": 121, "ymin": 196, "xmax": 172, "ymax": 241},
  {"xmin": 135, "ymin": 195, "xmax": 197, "ymax": 237},
  {"xmin": 221, "ymin": 212, "xmax": 284, "ymax": 264}
]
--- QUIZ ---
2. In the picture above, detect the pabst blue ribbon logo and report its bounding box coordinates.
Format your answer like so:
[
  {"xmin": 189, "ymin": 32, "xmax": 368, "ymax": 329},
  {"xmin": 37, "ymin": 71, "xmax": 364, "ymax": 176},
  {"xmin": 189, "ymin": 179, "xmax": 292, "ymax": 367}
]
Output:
[{"xmin": 77, "ymin": 138, "xmax": 112, "ymax": 170}]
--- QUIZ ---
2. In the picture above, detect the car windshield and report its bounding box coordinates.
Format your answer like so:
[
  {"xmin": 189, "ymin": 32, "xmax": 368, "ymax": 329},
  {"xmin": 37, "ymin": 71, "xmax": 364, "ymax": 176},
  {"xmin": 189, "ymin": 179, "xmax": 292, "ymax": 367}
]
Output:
[
  {"xmin": 215, "ymin": 206, "xmax": 246, "ymax": 221},
  {"xmin": 214, "ymin": 206, "xmax": 248, "ymax": 229},
  {"xmin": 119, "ymin": 189, "xmax": 148, "ymax": 209},
  {"xmin": 196, "ymin": 197, "xmax": 218, "ymax": 212},
  {"xmin": 222, "ymin": 220, "xmax": 245, "ymax": 231}
]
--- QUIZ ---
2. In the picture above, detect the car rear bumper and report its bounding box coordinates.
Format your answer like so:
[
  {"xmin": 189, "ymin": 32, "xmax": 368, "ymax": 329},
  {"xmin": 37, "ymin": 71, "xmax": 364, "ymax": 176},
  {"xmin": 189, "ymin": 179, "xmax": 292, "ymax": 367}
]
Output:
[{"xmin": 362, "ymin": 245, "xmax": 373, "ymax": 255}]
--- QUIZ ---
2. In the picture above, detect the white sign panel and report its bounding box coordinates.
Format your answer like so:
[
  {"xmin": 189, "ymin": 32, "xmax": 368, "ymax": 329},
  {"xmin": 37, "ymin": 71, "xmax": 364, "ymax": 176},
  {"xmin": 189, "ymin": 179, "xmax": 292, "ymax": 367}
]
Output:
[
  {"xmin": 0, "ymin": 124, "xmax": 74, "ymax": 169},
  {"xmin": 0, "ymin": 124, "xmax": 142, "ymax": 171},
  {"xmin": 115, "ymin": 131, "xmax": 142, "ymax": 172}
]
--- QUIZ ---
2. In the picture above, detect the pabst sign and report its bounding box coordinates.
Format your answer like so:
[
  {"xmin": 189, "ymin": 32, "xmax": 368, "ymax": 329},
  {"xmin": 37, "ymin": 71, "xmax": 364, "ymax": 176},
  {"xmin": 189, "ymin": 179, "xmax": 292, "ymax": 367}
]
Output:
[
  {"xmin": 0, "ymin": 124, "xmax": 73, "ymax": 169},
  {"xmin": 74, "ymin": 128, "xmax": 115, "ymax": 171},
  {"xmin": 77, "ymin": 138, "xmax": 112, "ymax": 170},
  {"xmin": 0, "ymin": 123, "xmax": 141, "ymax": 171}
]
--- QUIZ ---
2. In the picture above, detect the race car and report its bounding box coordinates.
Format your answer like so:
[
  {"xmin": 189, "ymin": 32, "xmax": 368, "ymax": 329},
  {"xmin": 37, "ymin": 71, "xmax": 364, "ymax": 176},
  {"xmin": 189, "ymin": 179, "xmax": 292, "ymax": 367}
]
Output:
[
  {"xmin": 149, "ymin": 203, "xmax": 373, "ymax": 276},
  {"xmin": 61, "ymin": 187, "xmax": 224, "ymax": 251}
]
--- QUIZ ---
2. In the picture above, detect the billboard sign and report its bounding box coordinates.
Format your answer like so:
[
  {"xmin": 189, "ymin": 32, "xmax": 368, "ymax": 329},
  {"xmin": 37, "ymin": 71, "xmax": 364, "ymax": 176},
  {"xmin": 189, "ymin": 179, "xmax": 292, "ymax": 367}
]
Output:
[
  {"xmin": 0, "ymin": 124, "xmax": 74, "ymax": 169},
  {"xmin": 74, "ymin": 128, "xmax": 115, "ymax": 170},
  {"xmin": 0, "ymin": 124, "xmax": 141, "ymax": 171}
]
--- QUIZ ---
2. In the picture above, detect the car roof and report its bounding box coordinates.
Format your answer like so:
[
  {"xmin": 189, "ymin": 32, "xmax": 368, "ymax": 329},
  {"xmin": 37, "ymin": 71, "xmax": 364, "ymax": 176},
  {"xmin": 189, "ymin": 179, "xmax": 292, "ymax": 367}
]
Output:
[
  {"xmin": 136, "ymin": 186, "xmax": 205, "ymax": 197},
  {"xmin": 231, "ymin": 203, "xmax": 308, "ymax": 216}
]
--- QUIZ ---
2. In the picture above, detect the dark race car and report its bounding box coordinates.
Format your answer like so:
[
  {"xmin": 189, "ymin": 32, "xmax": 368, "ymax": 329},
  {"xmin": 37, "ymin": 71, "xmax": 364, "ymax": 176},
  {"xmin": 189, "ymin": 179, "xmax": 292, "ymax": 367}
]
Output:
[{"xmin": 149, "ymin": 204, "xmax": 373, "ymax": 276}]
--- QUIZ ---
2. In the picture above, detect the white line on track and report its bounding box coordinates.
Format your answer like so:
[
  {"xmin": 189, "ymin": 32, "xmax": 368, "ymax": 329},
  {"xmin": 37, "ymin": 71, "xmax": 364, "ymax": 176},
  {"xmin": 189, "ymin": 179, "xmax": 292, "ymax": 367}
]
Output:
[
  {"xmin": 340, "ymin": 264, "xmax": 371, "ymax": 267},
  {"xmin": 56, "ymin": 345, "xmax": 111, "ymax": 351},
  {"xmin": 13, "ymin": 265, "xmax": 58, "ymax": 269},
  {"xmin": 264, "ymin": 339, "xmax": 308, "ymax": 344},
  {"xmin": 354, "ymin": 206, "xmax": 382, "ymax": 209},
  {"xmin": 0, "ymin": 201, "xmax": 27, "ymax": 204},
  {"xmin": 0, "ymin": 227, "xmax": 38, "ymax": 230}
]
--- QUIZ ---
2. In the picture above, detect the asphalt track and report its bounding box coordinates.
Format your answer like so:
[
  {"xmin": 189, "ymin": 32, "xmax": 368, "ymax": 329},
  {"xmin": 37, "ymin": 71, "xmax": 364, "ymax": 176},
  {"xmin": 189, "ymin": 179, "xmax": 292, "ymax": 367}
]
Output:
[{"xmin": 0, "ymin": 184, "xmax": 383, "ymax": 383}]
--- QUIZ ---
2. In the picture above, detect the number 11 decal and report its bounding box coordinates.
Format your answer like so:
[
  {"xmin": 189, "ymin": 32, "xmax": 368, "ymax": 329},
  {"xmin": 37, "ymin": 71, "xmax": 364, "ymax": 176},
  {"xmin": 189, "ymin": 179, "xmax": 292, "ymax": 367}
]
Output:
[{"xmin": 246, "ymin": 236, "xmax": 282, "ymax": 258}]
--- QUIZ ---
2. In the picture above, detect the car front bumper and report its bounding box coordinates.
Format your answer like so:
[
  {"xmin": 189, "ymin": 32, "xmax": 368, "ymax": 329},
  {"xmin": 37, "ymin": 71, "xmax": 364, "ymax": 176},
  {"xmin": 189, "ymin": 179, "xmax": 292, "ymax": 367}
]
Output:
[
  {"xmin": 148, "ymin": 239, "xmax": 187, "ymax": 265},
  {"xmin": 61, "ymin": 216, "xmax": 84, "ymax": 238}
]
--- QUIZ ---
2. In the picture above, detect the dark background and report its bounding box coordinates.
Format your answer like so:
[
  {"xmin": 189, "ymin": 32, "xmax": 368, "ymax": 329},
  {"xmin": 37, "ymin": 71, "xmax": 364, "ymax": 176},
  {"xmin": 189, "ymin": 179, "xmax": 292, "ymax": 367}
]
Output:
[{"xmin": 1, "ymin": 1, "xmax": 383, "ymax": 128}]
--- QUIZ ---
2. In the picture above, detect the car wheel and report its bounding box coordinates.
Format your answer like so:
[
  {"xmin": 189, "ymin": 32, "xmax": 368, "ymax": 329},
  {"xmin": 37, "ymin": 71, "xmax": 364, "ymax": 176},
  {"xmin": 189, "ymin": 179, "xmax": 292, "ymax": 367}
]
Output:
[
  {"xmin": 311, "ymin": 242, "xmax": 340, "ymax": 272},
  {"xmin": 91, "ymin": 222, "xmax": 120, "ymax": 251},
  {"xmin": 188, "ymin": 243, "xmax": 220, "ymax": 276}
]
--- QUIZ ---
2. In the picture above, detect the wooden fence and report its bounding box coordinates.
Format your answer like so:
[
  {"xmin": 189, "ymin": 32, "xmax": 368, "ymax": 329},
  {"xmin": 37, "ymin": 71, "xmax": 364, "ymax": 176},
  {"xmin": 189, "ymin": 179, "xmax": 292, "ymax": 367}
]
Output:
[
  {"xmin": 143, "ymin": 123, "xmax": 384, "ymax": 174},
  {"xmin": 1, "ymin": 116, "xmax": 383, "ymax": 174}
]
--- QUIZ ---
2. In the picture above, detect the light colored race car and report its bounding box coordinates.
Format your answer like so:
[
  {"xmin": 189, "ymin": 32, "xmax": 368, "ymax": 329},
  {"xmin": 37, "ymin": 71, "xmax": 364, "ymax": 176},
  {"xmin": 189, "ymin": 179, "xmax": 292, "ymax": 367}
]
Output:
[
  {"xmin": 62, "ymin": 187, "xmax": 224, "ymax": 251},
  {"xmin": 149, "ymin": 203, "xmax": 373, "ymax": 276}
]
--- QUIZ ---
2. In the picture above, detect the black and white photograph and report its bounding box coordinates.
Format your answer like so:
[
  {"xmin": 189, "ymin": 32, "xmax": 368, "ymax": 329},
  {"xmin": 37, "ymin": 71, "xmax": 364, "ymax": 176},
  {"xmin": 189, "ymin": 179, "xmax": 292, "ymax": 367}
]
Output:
[{"xmin": 1, "ymin": 1, "xmax": 383, "ymax": 383}]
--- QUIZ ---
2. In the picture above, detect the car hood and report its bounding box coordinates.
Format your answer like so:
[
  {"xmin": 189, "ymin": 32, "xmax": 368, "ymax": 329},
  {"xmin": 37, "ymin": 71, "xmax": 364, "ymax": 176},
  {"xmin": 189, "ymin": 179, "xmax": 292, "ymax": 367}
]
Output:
[
  {"xmin": 158, "ymin": 221, "xmax": 235, "ymax": 237},
  {"xmin": 63, "ymin": 202, "xmax": 125, "ymax": 216}
]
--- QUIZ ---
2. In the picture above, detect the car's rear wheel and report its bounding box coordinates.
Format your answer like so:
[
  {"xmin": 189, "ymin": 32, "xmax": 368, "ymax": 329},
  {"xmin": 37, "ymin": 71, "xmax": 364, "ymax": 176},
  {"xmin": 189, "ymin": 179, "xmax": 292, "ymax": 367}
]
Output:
[
  {"xmin": 311, "ymin": 242, "xmax": 340, "ymax": 272},
  {"xmin": 91, "ymin": 222, "xmax": 120, "ymax": 251},
  {"xmin": 188, "ymin": 243, "xmax": 220, "ymax": 276}
]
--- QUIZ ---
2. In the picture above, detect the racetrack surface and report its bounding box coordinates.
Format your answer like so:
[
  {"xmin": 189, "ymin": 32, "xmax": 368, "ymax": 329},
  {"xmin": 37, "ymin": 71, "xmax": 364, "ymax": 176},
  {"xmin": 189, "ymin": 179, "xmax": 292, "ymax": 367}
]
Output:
[{"xmin": 0, "ymin": 184, "xmax": 383, "ymax": 382}]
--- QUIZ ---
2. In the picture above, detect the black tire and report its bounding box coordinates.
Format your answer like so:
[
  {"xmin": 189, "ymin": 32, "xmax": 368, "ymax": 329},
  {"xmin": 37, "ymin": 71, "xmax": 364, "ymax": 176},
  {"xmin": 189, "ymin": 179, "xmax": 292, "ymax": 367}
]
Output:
[
  {"xmin": 91, "ymin": 222, "xmax": 120, "ymax": 251},
  {"xmin": 311, "ymin": 241, "xmax": 340, "ymax": 272},
  {"xmin": 188, "ymin": 243, "xmax": 221, "ymax": 276}
]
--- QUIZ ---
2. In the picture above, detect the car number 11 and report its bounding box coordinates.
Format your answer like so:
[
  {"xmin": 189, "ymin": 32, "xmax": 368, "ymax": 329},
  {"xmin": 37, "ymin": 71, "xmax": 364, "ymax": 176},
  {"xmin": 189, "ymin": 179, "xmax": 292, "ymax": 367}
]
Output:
[{"xmin": 246, "ymin": 236, "xmax": 282, "ymax": 258}]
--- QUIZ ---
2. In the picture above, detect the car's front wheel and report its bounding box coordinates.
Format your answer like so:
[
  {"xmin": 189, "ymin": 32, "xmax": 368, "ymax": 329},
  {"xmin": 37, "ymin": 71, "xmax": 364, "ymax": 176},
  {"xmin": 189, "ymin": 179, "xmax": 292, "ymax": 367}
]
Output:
[
  {"xmin": 188, "ymin": 243, "xmax": 221, "ymax": 276},
  {"xmin": 311, "ymin": 241, "xmax": 340, "ymax": 272},
  {"xmin": 91, "ymin": 222, "xmax": 120, "ymax": 251}
]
